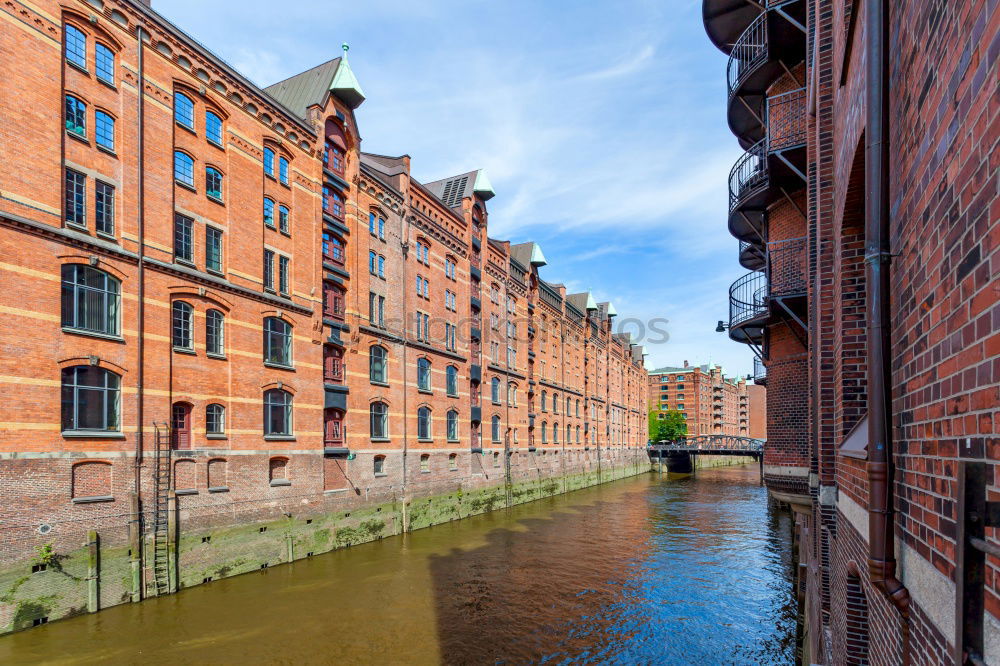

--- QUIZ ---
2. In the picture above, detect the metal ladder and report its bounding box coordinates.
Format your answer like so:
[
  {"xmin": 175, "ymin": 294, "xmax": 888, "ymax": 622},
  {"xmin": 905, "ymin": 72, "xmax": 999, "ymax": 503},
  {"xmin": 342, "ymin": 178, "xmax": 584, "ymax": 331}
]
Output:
[{"xmin": 151, "ymin": 422, "xmax": 172, "ymax": 595}]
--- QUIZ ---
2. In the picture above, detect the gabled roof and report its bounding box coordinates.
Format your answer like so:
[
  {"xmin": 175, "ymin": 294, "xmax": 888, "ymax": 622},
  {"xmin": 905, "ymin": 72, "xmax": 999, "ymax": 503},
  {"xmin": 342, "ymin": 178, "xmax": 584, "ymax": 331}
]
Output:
[
  {"xmin": 567, "ymin": 292, "xmax": 598, "ymax": 312},
  {"xmin": 510, "ymin": 242, "xmax": 547, "ymax": 268},
  {"xmin": 264, "ymin": 46, "xmax": 365, "ymax": 117},
  {"xmin": 361, "ymin": 152, "xmax": 408, "ymax": 177},
  {"xmin": 424, "ymin": 169, "xmax": 495, "ymax": 207}
]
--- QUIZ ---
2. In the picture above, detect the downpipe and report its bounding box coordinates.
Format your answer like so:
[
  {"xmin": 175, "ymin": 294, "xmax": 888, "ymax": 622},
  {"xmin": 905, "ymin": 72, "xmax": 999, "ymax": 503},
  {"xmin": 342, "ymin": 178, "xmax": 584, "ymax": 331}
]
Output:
[{"xmin": 864, "ymin": 0, "xmax": 910, "ymax": 616}]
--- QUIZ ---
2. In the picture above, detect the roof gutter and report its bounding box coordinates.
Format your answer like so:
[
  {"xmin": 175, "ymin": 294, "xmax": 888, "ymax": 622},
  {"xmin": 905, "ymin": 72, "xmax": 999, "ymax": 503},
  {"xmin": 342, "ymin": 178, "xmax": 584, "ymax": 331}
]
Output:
[{"xmin": 864, "ymin": 0, "xmax": 910, "ymax": 615}]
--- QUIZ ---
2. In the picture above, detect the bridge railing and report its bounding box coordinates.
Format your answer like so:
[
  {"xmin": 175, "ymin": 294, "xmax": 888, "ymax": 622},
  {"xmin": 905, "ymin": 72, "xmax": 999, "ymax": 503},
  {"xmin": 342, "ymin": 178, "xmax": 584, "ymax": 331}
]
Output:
[{"xmin": 647, "ymin": 437, "xmax": 764, "ymax": 453}]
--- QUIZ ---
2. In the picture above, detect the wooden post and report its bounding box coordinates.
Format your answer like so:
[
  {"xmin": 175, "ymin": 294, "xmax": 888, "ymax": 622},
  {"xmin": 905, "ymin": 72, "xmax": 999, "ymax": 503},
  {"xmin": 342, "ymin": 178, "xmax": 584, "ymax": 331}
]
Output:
[
  {"xmin": 167, "ymin": 492, "xmax": 178, "ymax": 594},
  {"xmin": 128, "ymin": 492, "xmax": 142, "ymax": 602},
  {"xmin": 87, "ymin": 530, "xmax": 99, "ymax": 613}
]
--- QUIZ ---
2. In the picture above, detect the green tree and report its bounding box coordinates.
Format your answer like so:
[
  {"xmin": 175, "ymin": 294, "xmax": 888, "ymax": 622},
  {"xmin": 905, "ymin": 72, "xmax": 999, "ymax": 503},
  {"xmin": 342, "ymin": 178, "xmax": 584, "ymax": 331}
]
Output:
[{"xmin": 657, "ymin": 410, "xmax": 688, "ymax": 441}]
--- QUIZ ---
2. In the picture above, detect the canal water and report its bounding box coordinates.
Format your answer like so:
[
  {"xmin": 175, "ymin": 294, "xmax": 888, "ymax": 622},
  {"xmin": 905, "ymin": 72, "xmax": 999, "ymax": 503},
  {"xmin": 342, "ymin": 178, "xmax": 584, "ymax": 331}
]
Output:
[{"xmin": 0, "ymin": 464, "xmax": 797, "ymax": 665}]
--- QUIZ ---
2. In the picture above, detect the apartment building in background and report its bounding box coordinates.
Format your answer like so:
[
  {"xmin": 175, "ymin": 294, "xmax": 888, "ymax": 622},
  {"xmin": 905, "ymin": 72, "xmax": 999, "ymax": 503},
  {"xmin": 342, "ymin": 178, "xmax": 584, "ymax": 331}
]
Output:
[
  {"xmin": 704, "ymin": 0, "xmax": 997, "ymax": 662},
  {"xmin": 0, "ymin": 0, "xmax": 648, "ymax": 633},
  {"xmin": 647, "ymin": 361, "xmax": 766, "ymax": 439}
]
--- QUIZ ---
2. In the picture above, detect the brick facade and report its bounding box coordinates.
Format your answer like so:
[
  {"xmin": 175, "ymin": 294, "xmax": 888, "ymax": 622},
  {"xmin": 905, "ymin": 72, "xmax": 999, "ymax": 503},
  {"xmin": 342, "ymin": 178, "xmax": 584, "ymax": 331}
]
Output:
[
  {"xmin": 0, "ymin": 0, "xmax": 648, "ymax": 633},
  {"xmin": 647, "ymin": 361, "xmax": 766, "ymax": 438},
  {"xmin": 704, "ymin": 0, "xmax": 998, "ymax": 663}
]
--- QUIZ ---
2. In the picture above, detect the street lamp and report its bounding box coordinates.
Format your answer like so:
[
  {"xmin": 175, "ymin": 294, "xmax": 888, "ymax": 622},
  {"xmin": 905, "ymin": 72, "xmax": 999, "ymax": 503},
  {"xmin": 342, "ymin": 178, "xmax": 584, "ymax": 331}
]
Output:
[{"xmin": 715, "ymin": 320, "xmax": 728, "ymax": 333}]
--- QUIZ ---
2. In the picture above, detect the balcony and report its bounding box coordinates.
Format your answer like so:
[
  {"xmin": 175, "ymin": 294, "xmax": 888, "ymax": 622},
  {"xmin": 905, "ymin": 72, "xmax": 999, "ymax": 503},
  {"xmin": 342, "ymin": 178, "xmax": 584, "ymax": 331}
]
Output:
[
  {"xmin": 739, "ymin": 239, "xmax": 765, "ymax": 270},
  {"xmin": 471, "ymin": 295, "xmax": 481, "ymax": 311},
  {"xmin": 728, "ymin": 271, "xmax": 767, "ymax": 344},
  {"xmin": 703, "ymin": 0, "xmax": 760, "ymax": 55},
  {"xmin": 726, "ymin": 2, "xmax": 807, "ymax": 148},
  {"xmin": 470, "ymin": 364, "xmax": 482, "ymax": 384},
  {"xmin": 470, "ymin": 406, "xmax": 482, "ymax": 423},
  {"xmin": 728, "ymin": 88, "xmax": 807, "ymax": 243}
]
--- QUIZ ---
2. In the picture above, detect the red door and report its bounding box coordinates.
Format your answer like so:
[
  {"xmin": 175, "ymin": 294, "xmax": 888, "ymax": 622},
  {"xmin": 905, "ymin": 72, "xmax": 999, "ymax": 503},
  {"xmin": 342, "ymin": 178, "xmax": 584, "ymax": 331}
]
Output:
[{"xmin": 172, "ymin": 403, "xmax": 191, "ymax": 449}]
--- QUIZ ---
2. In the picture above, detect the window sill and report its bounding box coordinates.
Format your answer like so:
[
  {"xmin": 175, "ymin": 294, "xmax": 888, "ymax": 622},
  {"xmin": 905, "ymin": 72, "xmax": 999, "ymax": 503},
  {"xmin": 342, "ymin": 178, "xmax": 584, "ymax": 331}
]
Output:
[
  {"xmin": 206, "ymin": 353, "xmax": 227, "ymax": 361},
  {"xmin": 64, "ymin": 221, "xmax": 88, "ymax": 233},
  {"xmin": 419, "ymin": 470, "xmax": 431, "ymax": 474},
  {"xmin": 279, "ymin": 181, "xmax": 290, "ymax": 189},
  {"xmin": 447, "ymin": 393, "xmax": 459, "ymax": 399},
  {"xmin": 66, "ymin": 60, "xmax": 89, "ymax": 76},
  {"xmin": 96, "ymin": 144, "xmax": 117, "ymax": 158},
  {"xmin": 208, "ymin": 486, "xmax": 229, "ymax": 493},
  {"xmin": 417, "ymin": 438, "xmax": 433, "ymax": 443},
  {"xmin": 175, "ymin": 180, "xmax": 197, "ymax": 193},
  {"xmin": 62, "ymin": 430, "xmax": 125, "ymax": 439},
  {"xmin": 206, "ymin": 433, "xmax": 228, "ymax": 440},
  {"xmin": 370, "ymin": 380, "xmax": 390, "ymax": 388},
  {"xmin": 175, "ymin": 257, "xmax": 196, "ymax": 268},
  {"xmin": 280, "ymin": 230, "xmax": 291, "ymax": 238},
  {"xmin": 176, "ymin": 488, "xmax": 198, "ymax": 496},
  {"xmin": 66, "ymin": 130, "xmax": 89, "ymax": 145},
  {"xmin": 324, "ymin": 488, "xmax": 349, "ymax": 494},
  {"xmin": 370, "ymin": 438, "xmax": 391, "ymax": 443},
  {"xmin": 264, "ymin": 362, "xmax": 295, "ymax": 371},
  {"xmin": 176, "ymin": 121, "xmax": 197, "ymax": 135},
  {"xmin": 447, "ymin": 439, "xmax": 460, "ymax": 444},
  {"xmin": 95, "ymin": 230, "xmax": 118, "ymax": 243},
  {"xmin": 418, "ymin": 389, "xmax": 433, "ymax": 395},
  {"xmin": 264, "ymin": 435, "xmax": 296, "ymax": 441},
  {"xmin": 265, "ymin": 222, "xmax": 276, "ymax": 230},
  {"xmin": 269, "ymin": 479, "xmax": 292, "ymax": 487},
  {"xmin": 173, "ymin": 347, "xmax": 196, "ymax": 355},
  {"xmin": 207, "ymin": 194, "xmax": 225, "ymax": 206},
  {"xmin": 61, "ymin": 327, "xmax": 125, "ymax": 343},
  {"xmin": 207, "ymin": 138, "xmax": 224, "ymax": 150},
  {"xmin": 373, "ymin": 473, "xmax": 388, "ymax": 478},
  {"xmin": 265, "ymin": 173, "xmax": 277, "ymax": 182},
  {"xmin": 72, "ymin": 495, "xmax": 114, "ymax": 504},
  {"xmin": 206, "ymin": 267, "xmax": 225, "ymax": 278}
]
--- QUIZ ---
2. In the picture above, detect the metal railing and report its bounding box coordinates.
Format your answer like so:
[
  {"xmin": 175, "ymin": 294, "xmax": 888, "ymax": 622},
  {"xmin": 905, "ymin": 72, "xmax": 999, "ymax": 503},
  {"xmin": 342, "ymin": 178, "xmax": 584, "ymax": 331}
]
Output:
[
  {"xmin": 729, "ymin": 271, "xmax": 768, "ymax": 327},
  {"xmin": 766, "ymin": 236, "xmax": 807, "ymax": 297},
  {"xmin": 727, "ymin": 11, "xmax": 768, "ymax": 96},
  {"xmin": 740, "ymin": 238, "xmax": 765, "ymax": 262},
  {"xmin": 729, "ymin": 139, "xmax": 768, "ymax": 214},
  {"xmin": 767, "ymin": 87, "xmax": 807, "ymax": 151},
  {"xmin": 754, "ymin": 357, "xmax": 767, "ymax": 383}
]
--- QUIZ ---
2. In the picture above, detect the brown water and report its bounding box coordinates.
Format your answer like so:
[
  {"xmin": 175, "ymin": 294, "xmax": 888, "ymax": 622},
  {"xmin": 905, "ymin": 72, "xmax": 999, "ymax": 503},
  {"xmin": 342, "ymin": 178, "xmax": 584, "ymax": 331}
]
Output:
[{"xmin": 0, "ymin": 465, "xmax": 796, "ymax": 665}]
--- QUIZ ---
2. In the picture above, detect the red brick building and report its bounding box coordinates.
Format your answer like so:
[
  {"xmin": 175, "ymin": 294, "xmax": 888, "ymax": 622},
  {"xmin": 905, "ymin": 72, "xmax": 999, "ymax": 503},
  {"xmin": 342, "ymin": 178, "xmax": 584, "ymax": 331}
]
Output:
[
  {"xmin": 647, "ymin": 361, "xmax": 766, "ymax": 438},
  {"xmin": 705, "ymin": 0, "xmax": 998, "ymax": 663},
  {"xmin": 0, "ymin": 0, "xmax": 648, "ymax": 632}
]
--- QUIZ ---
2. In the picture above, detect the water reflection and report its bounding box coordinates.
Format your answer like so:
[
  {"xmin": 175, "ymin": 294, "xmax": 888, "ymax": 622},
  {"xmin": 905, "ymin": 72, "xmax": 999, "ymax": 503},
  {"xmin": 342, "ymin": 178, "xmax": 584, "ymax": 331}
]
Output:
[{"xmin": 0, "ymin": 465, "xmax": 795, "ymax": 665}]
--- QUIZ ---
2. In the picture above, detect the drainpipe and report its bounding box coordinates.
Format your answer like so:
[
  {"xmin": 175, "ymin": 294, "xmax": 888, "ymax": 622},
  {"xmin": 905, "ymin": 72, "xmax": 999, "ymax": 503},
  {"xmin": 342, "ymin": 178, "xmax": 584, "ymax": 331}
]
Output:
[
  {"xmin": 134, "ymin": 25, "xmax": 147, "ymax": 596},
  {"xmin": 865, "ymin": 0, "xmax": 909, "ymax": 613}
]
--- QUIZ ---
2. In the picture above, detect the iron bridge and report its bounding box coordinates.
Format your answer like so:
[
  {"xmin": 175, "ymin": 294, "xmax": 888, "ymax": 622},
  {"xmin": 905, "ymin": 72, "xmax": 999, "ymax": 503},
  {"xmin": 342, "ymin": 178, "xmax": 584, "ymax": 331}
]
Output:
[{"xmin": 647, "ymin": 435, "xmax": 764, "ymax": 458}]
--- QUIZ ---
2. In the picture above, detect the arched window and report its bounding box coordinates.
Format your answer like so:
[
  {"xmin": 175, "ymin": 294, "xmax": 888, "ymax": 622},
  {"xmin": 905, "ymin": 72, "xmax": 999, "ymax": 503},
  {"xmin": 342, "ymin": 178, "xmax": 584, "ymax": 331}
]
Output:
[
  {"xmin": 205, "ymin": 167, "xmax": 223, "ymax": 201},
  {"xmin": 541, "ymin": 422, "xmax": 548, "ymax": 443},
  {"xmin": 174, "ymin": 91, "xmax": 194, "ymax": 129},
  {"xmin": 263, "ymin": 389, "xmax": 292, "ymax": 436},
  {"xmin": 174, "ymin": 151, "xmax": 194, "ymax": 187},
  {"xmin": 566, "ymin": 396, "xmax": 571, "ymax": 414},
  {"xmin": 373, "ymin": 454, "xmax": 386, "ymax": 475},
  {"xmin": 95, "ymin": 110, "xmax": 114, "ymax": 150},
  {"xmin": 324, "ymin": 408, "xmax": 344, "ymax": 444},
  {"xmin": 566, "ymin": 424, "xmax": 571, "ymax": 443},
  {"xmin": 448, "ymin": 453, "xmax": 458, "ymax": 471},
  {"xmin": 576, "ymin": 400, "xmax": 580, "ymax": 417},
  {"xmin": 263, "ymin": 317, "xmax": 292, "ymax": 366},
  {"xmin": 446, "ymin": 365, "xmax": 458, "ymax": 396},
  {"xmin": 172, "ymin": 301, "xmax": 193, "ymax": 350},
  {"xmin": 61, "ymin": 366, "xmax": 120, "ymax": 433},
  {"xmin": 420, "ymin": 453, "xmax": 430, "ymax": 473},
  {"xmin": 576, "ymin": 426, "xmax": 581, "ymax": 442},
  {"xmin": 205, "ymin": 111, "xmax": 223, "ymax": 145},
  {"xmin": 263, "ymin": 197, "xmax": 275, "ymax": 227},
  {"xmin": 263, "ymin": 147, "xmax": 275, "ymax": 177},
  {"xmin": 65, "ymin": 95, "xmax": 86, "ymax": 136},
  {"xmin": 369, "ymin": 345, "xmax": 387, "ymax": 383},
  {"xmin": 417, "ymin": 358, "xmax": 431, "ymax": 391},
  {"xmin": 370, "ymin": 402, "xmax": 388, "ymax": 439},
  {"xmin": 324, "ymin": 345, "xmax": 344, "ymax": 383},
  {"xmin": 553, "ymin": 393, "xmax": 559, "ymax": 414},
  {"xmin": 491, "ymin": 415, "xmax": 501, "ymax": 443},
  {"xmin": 323, "ymin": 186, "xmax": 344, "ymax": 219},
  {"xmin": 417, "ymin": 406, "xmax": 432, "ymax": 440},
  {"xmin": 95, "ymin": 43, "xmax": 114, "ymax": 83},
  {"xmin": 64, "ymin": 24, "xmax": 86, "ymax": 68},
  {"xmin": 541, "ymin": 390, "xmax": 547, "ymax": 411},
  {"xmin": 278, "ymin": 205, "xmax": 289, "ymax": 233},
  {"xmin": 508, "ymin": 383, "xmax": 517, "ymax": 406},
  {"xmin": 279, "ymin": 157, "xmax": 289, "ymax": 185},
  {"xmin": 61, "ymin": 264, "xmax": 120, "ymax": 336},
  {"xmin": 491, "ymin": 377, "xmax": 500, "ymax": 404},
  {"xmin": 171, "ymin": 402, "xmax": 192, "ymax": 449},
  {"xmin": 323, "ymin": 232, "xmax": 344, "ymax": 265},
  {"xmin": 206, "ymin": 309, "xmax": 224, "ymax": 356},
  {"xmin": 206, "ymin": 403, "xmax": 225, "ymax": 435},
  {"xmin": 553, "ymin": 424, "xmax": 560, "ymax": 444},
  {"xmin": 447, "ymin": 410, "xmax": 459, "ymax": 441},
  {"xmin": 325, "ymin": 121, "xmax": 347, "ymax": 174}
]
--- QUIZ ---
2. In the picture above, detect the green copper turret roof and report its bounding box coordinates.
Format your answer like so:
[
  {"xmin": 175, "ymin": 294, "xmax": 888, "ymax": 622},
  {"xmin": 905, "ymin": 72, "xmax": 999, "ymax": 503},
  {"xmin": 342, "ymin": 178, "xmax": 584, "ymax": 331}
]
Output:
[{"xmin": 330, "ymin": 43, "xmax": 366, "ymax": 109}]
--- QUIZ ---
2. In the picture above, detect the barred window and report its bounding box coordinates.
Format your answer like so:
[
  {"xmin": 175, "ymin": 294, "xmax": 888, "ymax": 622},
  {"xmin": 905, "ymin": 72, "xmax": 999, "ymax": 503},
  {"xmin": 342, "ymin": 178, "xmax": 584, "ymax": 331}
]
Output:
[
  {"xmin": 95, "ymin": 182, "xmax": 114, "ymax": 235},
  {"xmin": 64, "ymin": 25, "xmax": 86, "ymax": 68},
  {"xmin": 95, "ymin": 111, "xmax": 114, "ymax": 151},
  {"xmin": 174, "ymin": 214, "xmax": 193, "ymax": 262},
  {"xmin": 65, "ymin": 95, "xmax": 86, "ymax": 136},
  {"xmin": 172, "ymin": 301, "xmax": 193, "ymax": 350},
  {"xmin": 263, "ymin": 389, "xmax": 292, "ymax": 436},
  {"xmin": 206, "ymin": 309, "xmax": 225, "ymax": 356},
  {"xmin": 61, "ymin": 366, "xmax": 120, "ymax": 433},
  {"xmin": 61, "ymin": 264, "xmax": 120, "ymax": 336},
  {"xmin": 206, "ymin": 404, "xmax": 225, "ymax": 435},
  {"xmin": 64, "ymin": 169, "xmax": 86, "ymax": 226},
  {"xmin": 263, "ymin": 316, "xmax": 292, "ymax": 366},
  {"xmin": 174, "ymin": 92, "xmax": 194, "ymax": 129}
]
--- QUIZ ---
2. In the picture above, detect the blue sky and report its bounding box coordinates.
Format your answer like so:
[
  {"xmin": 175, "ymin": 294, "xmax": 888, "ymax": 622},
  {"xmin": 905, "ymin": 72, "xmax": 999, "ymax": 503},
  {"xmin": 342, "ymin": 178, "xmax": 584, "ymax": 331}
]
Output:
[{"xmin": 156, "ymin": 0, "xmax": 755, "ymax": 378}]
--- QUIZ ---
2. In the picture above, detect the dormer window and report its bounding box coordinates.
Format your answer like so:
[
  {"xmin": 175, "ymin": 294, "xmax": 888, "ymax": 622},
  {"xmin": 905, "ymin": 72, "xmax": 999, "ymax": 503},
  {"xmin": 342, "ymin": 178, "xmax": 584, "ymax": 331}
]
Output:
[{"xmin": 325, "ymin": 121, "xmax": 347, "ymax": 175}]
